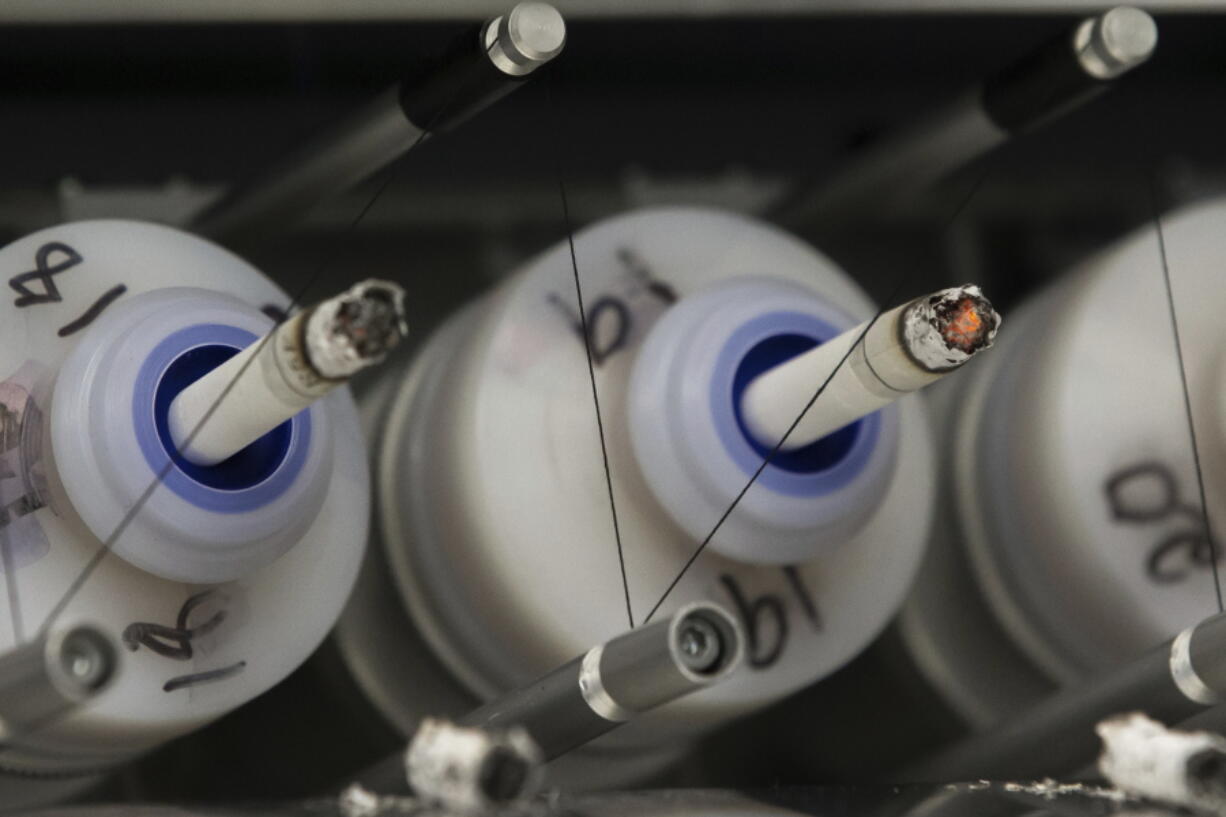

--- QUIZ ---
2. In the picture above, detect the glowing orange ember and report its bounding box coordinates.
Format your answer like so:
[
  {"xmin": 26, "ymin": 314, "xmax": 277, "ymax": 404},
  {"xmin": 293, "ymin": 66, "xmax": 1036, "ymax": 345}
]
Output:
[{"xmin": 941, "ymin": 297, "xmax": 987, "ymax": 352}]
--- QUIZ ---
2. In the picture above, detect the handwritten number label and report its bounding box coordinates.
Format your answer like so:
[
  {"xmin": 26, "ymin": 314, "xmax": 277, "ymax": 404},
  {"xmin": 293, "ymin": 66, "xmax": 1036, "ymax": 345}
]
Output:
[
  {"xmin": 720, "ymin": 567, "xmax": 823, "ymax": 670},
  {"xmin": 548, "ymin": 294, "xmax": 632, "ymax": 366},
  {"xmin": 547, "ymin": 247, "xmax": 678, "ymax": 367},
  {"xmin": 720, "ymin": 574, "xmax": 788, "ymax": 669},
  {"xmin": 782, "ymin": 565, "xmax": 823, "ymax": 632},
  {"xmin": 8, "ymin": 241, "xmax": 127, "ymax": 337},
  {"xmin": 122, "ymin": 590, "xmax": 226, "ymax": 659},
  {"xmin": 122, "ymin": 590, "xmax": 247, "ymax": 692},
  {"xmin": 617, "ymin": 247, "xmax": 678, "ymax": 306},
  {"xmin": 1104, "ymin": 460, "xmax": 1220, "ymax": 584},
  {"xmin": 9, "ymin": 243, "xmax": 80, "ymax": 306}
]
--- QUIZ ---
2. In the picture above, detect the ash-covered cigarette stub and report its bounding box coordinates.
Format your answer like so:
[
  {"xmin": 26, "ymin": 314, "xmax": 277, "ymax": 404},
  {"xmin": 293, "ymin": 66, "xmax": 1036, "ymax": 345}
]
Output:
[
  {"xmin": 1098, "ymin": 713, "xmax": 1226, "ymax": 814},
  {"xmin": 741, "ymin": 285, "xmax": 999, "ymax": 451},
  {"xmin": 404, "ymin": 718, "xmax": 544, "ymax": 815},
  {"xmin": 169, "ymin": 279, "xmax": 408, "ymax": 466}
]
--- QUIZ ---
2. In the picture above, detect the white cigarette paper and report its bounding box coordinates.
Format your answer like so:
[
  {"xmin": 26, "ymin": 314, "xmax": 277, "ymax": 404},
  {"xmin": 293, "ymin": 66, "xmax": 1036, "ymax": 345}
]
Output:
[
  {"xmin": 169, "ymin": 279, "xmax": 407, "ymax": 466},
  {"xmin": 741, "ymin": 285, "xmax": 999, "ymax": 451}
]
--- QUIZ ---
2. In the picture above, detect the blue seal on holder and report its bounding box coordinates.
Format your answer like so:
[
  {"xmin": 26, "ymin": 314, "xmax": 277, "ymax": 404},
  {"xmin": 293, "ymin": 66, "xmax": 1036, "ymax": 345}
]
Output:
[
  {"xmin": 133, "ymin": 323, "xmax": 312, "ymax": 513},
  {"xmin": 711, "ymin": 311, "xmax": 882, "ymax": 498}
]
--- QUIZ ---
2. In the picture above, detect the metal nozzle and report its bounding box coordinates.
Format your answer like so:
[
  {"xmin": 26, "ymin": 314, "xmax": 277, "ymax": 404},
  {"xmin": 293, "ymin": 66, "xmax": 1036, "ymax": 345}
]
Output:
[
  {"xmin": 670, "ymin": 603, "xmax": 743, "ymax": 680},
  {"xmin": 469, "ymin": 602, "xmax": 742, "ymax": 758},
  {"xmin": 1075, "ymin": 7, "xmax": 1158, "ymax": 80},
  {"xmin": 484, "ymin": 2, "xmax": 567, "ymax": 77}
]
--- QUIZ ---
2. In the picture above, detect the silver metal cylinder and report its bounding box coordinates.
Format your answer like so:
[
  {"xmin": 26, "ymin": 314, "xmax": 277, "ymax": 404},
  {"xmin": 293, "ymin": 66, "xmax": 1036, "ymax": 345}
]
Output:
[
  {"xmin": 484, "ymin": 2, "xmax": 566, "ymax": 77},
  {"xmin": 356, "ymin": 603, "xmax": 742, "ymax": 793},
  {"xmin": 1074, "ymin": 6, "xmax": 1159, "ymax": 80},
  {"xmin": 462, "ymin": 602, "xmax": 743, "ymax": 759},
  {"xmin": 191, "ymin": 3, "xmax": 565, "ymax": 246},
  {"xmin": 0, "ymin": 626, "xmax": 117, "ymax": 744},
  {"xmin": 773, "ymin": 7, "xmax": 1156, "ymax": 229},
  {"xmin": 903, "ymin": 611, "xmax": 1226, "ymax": 782}
]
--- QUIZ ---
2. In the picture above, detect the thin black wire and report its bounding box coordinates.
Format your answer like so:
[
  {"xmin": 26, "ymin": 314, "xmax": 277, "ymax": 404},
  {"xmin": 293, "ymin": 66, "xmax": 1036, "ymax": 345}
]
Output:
[
  {"xmin": 642, "ymin": 161, "xmax": 996, "ymax": 625},
  {"xmin": 37, "ymin": 163, "xmax": 407, "ymax": 637},
  {"xmin": 36, "ymin": 47, "xmax": 491, "ymax": 636},
  {"xmin": 546, "ymin": 75, "xmax": 634, "ymax": 629},
  {"xmin": 1150, "ymin": 174, "xmax": 1225, "ymax": 614},
  {"xmin": 37, "ymin": 167, "xmax": 404, "ymax": 636}
]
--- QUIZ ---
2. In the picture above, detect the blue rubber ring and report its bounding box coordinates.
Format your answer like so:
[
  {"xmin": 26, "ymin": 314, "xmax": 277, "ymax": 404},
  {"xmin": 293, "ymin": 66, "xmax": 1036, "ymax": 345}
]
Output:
[
  {"xmin": 133, "ymin": 323, "xmax": 312, "ymax": 513},
  {"xmin": 710, "ymin": 311, "xmax": 881, "ymax": 498}
]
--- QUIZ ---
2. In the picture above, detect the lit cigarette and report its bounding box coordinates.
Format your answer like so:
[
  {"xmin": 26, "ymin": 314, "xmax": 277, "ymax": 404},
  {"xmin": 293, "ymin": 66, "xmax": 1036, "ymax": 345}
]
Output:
[
  {"xmin": 169, "ymin": 280, "xmax": 408, "ymax": 466},
  {"xmin": 740, "ymin": 285, "xmax": 999, "ymax": 451}
]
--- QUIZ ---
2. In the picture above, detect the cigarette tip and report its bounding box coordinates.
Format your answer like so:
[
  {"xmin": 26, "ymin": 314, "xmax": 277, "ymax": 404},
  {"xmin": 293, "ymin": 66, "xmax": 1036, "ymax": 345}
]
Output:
[{"xmin": 903, "ymin": 284, "xmax": 1001, "ymax": 372}]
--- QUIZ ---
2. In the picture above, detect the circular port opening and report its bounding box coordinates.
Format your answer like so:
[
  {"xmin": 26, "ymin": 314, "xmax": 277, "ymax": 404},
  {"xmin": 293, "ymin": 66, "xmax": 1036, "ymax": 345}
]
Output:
[
  {"xmin": 153, "ymin": 344, "xmax": 292, "ymax": 491},
  {"xmin": 730, "ymin": 333, "xmax": 861, "ymax": 474}
]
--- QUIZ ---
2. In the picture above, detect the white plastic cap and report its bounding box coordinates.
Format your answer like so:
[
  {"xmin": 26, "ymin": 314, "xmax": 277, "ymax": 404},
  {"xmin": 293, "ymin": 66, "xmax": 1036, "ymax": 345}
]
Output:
[
  {"xmin": 52, "ymin": 288, "xmax": 334, "ymax": 583},
  {"xmin": 627, "ymin": 277, "xmax": 901, "ymax": 565}
]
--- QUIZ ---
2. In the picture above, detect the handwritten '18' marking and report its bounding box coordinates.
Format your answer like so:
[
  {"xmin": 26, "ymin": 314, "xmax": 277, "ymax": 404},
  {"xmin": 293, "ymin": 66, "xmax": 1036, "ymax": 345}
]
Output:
[{"xmin": 8, "ymin": 242, "xmax": 128, "ymax": 337}]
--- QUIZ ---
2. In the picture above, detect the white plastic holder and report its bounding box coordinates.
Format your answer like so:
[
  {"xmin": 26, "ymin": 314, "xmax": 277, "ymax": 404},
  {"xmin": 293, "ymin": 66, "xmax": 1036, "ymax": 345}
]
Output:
[
  {"xmin": 628, "ymin": 277, "xmax": 899, "ymax": 565},
  {"xmin": 0, "ymin": 220, "xmax": 368, "ymax": 795},
  {"xmin": 347, "ymin": 207, "xmax": 935, "ymax": 762},
  {"xmin": 53, "ymin": 287, "xmax": 334, "ymax": 583},
  {"xmin": 899, "ymin": 196, "xmax": 1226, "ymax": 727}
]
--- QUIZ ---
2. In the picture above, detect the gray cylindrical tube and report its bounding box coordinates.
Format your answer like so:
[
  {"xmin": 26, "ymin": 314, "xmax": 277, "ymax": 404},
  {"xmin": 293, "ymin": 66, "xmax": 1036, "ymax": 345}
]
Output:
[
  {"xmin": 0, "ymin": 626, "xmax": 117, "ymax": 744},
  {"xmin": 462, "ymin": 602, "xmax": 743, "ymax": 758},
  {"xmin": 190, "ymin": 88, "xmax": 426, "ymax": 245},
  {"xmin": 903, "ymin": 611, "xmax": 1226, "ymax": 783},
  {"xmin": 191, "ymin": 2, "xmax": 565, "ymax": 246},
  {"xmin": 772, "ymin": 94, "xmax": 1008, "ymax": 228},
  {"xmin": 357, "ymin": 603, "xmax": 743, "ymax": 793},
  {"xmin": 774, "ymin": 7, "xmax": 1156, "ymax": 229}
]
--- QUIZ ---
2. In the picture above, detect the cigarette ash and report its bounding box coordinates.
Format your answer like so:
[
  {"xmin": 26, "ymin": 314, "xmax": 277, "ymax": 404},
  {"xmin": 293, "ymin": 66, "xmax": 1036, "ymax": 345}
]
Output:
[
  {"xmin": 400, "ymin": 718, "xmax": 545, "ymax": 816},
  {"xmin": 306, "ymin": 279, "xmax": 408, "ymax": 379},
  {"xmin": 944, "ymin": 778, "xmax": 1133, "ymax": 802},
  {"xmin": 1002, "ymin": 778, "xmax": 1131, "ymax": 802},
  {"xmin": 338, "ymin": 783, "xmax": 420, "ymax": 817},
  {"xmin": 902, "ymin": 285, "xmax": 1000, "ymax": 372},
  {"xmin": 338, "ymin": 782, "xmax": 560, "ymax": 817},
  {"xmin": 1098, "ymin": 712, "xmax": 1226, "ymax": 815}
]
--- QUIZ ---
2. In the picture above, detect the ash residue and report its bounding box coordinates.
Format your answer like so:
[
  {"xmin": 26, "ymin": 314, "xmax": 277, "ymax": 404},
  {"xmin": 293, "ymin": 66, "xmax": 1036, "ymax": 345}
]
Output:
[
  {"xmin": 1099, "ymin": 712, "xmax": 1226, "ymax": 816},
  {"xmin": 902, "ymin": 284, "xmax": 1001, "ymax": 372},
  {"xmin": 306, "ymin": 279, "xmax": 408, "ymax": 379}
]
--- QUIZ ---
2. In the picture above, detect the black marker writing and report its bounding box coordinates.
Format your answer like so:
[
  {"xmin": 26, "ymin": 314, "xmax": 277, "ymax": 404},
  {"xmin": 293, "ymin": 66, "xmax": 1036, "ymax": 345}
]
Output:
[
  {"xmin": 57, "ymin": 285, "xmax": 127, "ymax": 337},
  {"xmin": 1105, "ymin": 460, "xmax": 1220, "ymax": 583},
  {"xmin": 9, "ymin": 243, "xmax": 80, "ymax": 307},
  {"xmin": 719, "ymin": 566, "xmax": 823, "ymax": 670},
  {"xmin": 163, "ymin": 661, "xmax": 247, "ymax": 692},
  {"xmin": 122, "ymin": 590, "xmax": 227, "ymax": 661},
  {"xmin": 8, "ymin": 242, "xmax": 127, "ymax": 336}
]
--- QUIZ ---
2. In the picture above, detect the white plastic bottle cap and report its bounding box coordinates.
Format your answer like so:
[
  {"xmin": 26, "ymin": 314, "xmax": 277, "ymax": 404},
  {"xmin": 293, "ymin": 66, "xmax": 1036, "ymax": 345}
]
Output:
[
  {"xmin": 345, "ymin": 208, "xmax": 934, "ymax": 765},
  {"xmin": 52, "ymin": 287, "xmax": 333, "ymax": 584},
  {"xmin": 0, "ymin": 220, "xmax": 368, "ymax": 788},
  {"xmin": 628, "ymin": 277, "xmax": 899, "ymax": 565}
]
